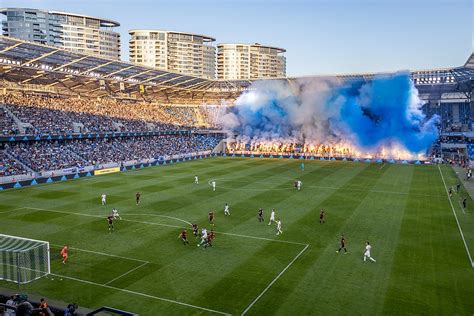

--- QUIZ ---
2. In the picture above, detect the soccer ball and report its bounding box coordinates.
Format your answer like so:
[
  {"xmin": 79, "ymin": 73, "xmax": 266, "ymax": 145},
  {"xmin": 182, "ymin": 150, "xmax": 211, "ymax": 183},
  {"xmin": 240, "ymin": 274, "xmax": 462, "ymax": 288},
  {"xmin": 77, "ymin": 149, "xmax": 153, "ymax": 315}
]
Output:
[{"xmin": 197, "ymin": 244, "xmax": 200, "ymax": 247}]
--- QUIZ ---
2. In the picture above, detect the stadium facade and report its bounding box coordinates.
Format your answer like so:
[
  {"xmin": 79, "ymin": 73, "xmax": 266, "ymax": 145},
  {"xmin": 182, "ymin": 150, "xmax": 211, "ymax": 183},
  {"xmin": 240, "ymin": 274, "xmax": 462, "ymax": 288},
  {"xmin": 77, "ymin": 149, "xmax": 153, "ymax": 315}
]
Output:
[
  {"xmin": 217, "ymin": 43, "xmax": 286, "ymax": 80},
  {"xmin": 129, "ymin": 30, "xmax": 216, "ymax": 80},
  {"xmin": 0, "ymin": 8, "xmax": 121, "ymax": 60}
]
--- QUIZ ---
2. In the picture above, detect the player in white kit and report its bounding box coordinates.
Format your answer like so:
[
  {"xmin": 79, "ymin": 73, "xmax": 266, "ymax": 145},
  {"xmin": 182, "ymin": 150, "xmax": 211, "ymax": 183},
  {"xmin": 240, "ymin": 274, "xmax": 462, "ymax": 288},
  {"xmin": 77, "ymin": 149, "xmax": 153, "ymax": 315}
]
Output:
[
  {"xmin": 363, "ymin": 241, "xmax": 376, "ymax": 262},
  {"xmin": 268, "ymin": 209, "xmax": 276, "ymax": 225},
  {"xmin": 194, "ymin": 175, "xmax": 199, "ymax": 184},
  {"xmin": 198, "ymin": 228, "xmax": 208, "ymax": 247},
  {"xmin": 224, "ymin": 203, "xmax": 230, "ymax": 216},
  {"xmin": 101, "ymin": 193, "xmax": 106, "ymax": 205},
  {"xmin": 276, "ymin": 219, "xmax": 283, "ymax": 235},
  {"xmin": 211, "ymin": 181, "xmax": 216, "ymax": 191},
  {"xmin": 297, "ymin": 180, "xmax": 302, "ymax": 191},
  {"xmin": 112, "ymin": 208, "xmax": 122, "ymax": 220}
]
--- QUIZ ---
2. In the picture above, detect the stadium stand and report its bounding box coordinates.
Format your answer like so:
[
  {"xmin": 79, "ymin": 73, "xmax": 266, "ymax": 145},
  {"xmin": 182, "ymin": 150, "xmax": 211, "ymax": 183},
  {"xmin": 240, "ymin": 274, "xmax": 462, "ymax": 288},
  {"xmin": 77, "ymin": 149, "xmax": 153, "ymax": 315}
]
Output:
[
  {"xmin": 3, "ymin": 135, "xmax": 220, "ymax": 175},
  {"xmin": 0, "ymin": 106, "xmax": 20, "ymax": 135},
  {"xmin": 0, "ymin": 150, "xmax": 28, "ymax": 176},
  {"xmin": 0, "ymin": 93, "xmax": 223, "ymax": 135}
]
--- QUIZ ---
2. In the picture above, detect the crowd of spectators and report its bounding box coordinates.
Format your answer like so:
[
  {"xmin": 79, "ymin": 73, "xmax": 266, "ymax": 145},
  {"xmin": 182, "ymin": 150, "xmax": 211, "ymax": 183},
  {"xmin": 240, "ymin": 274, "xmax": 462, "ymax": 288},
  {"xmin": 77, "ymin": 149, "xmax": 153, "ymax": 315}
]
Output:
[
  {"xmin": 0, "ymin": 151, "xmax": 28, "ymax": 176},
  {"xmin": 8, "ymin": 141, "xmax": 86, "ymax": 172},
  {"xmin": 197, "ymin": 106, "xmax": 224, "ymax": 128},
  {"xmin": 0, "ymin": 106, "xmax": 19, "ymax": 135},
  {"xmin": 0, "ymin": 294, "xmax": 78, "ymax": 316},
  {"xmin": 4, "ymin": 135, "xmax": 221, "ymax": 173},
  {"xmin": 0, "ymin": 93, "xmax": 222, "ymax": 135}
]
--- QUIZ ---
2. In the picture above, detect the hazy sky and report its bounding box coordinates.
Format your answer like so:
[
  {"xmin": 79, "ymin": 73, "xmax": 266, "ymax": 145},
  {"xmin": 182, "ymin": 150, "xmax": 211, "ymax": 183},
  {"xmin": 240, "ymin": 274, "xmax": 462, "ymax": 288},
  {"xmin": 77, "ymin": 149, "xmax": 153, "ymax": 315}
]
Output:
[{"xmin": 1, "ymin": 0, "xmax": 472, "ymax": 76}]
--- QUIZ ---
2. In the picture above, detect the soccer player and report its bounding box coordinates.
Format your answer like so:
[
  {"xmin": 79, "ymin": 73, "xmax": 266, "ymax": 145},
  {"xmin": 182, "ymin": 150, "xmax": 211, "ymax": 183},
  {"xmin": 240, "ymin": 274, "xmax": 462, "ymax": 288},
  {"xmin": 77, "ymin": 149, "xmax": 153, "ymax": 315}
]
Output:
[
  {"xmin": 178, "ymin": 230, "xmax": 189, "ymax": 245},
  {"xmin": 297, "ymin": 180, "xmax": 302, "ymax": 191},
  {"xmin": 60, "ymin": 245, "xmax": 68, "ymax": 264},
  {"xmin": 198, "ymin": 228, "xmax": 208, "ymax": 247},
  {"xmin": 192, "ymin": 223, "xmax": 199, "ymax": 237},
  {"xmin": 268, "ymin": 209, "xmax": 276, "ymax": 225},
  {"xmin": 276, "ymin": 219, "xmax": 283, "ymax": 235},
  {"xmin": 363, "ymin": 241, "xmax": 376, "ymax": 262},
  {"xmin": 294, "ymin": 181, "xmax": 298, "ymax": 190},
  {"xmin": 101, "ymin": 193, "xmax": 106, "ymax": 205},
  {"xmin": 337, "ymin": 235, "xmax": 347, "ymax": 253},
  {"xmin": 136, "ymin": 192, "xmax": 141, "ymax": 205},
  {"xmin": 112, "ymin": 208, "xmax": 122, "ymax": 220},
  {"xmin": 205, "ymin": 230, "xmax": 215, "ymax": 248},
  {"xmin": 107, "ymin": 215, "xmax": 114, "ymax": 232},
  {"xmin": 224, "ymin": 203, "xmax": 230, "ymax": 216},
  {"xmin": 320, "ymin": 209, "xmax": 325, "ymax": 224},
  {"xmin": 194, "ymin": 175, "xmax": 199, "ymax": 184},
  {"xmin": 463, "ymin": 197, "xmax": 467, "ymax": 209},
  {"xmin": 208, "ymin": 211, "xmax": 215, "ymax": 226},
  {"xmin": 211, "ymin": 180, "xmax": 216, "ymax": 191},
  {"xmin": 301, "ymin": 162, "xmax": 305, "ymax": 171},
  {"xmin": 456, "ymin": 183, "xmax": 461, "ymax": 193},
  {"xmin": 258, "ymin": 208, "xmax": 264, "ymax": 222}
]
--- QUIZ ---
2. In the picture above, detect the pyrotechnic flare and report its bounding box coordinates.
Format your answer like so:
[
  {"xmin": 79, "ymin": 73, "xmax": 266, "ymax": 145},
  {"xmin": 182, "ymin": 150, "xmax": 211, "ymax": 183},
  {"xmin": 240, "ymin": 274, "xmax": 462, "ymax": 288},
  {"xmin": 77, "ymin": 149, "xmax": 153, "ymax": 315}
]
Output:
[{"xmin": 219, "ymin": 73, "xmax": 439, "ymax": 160}]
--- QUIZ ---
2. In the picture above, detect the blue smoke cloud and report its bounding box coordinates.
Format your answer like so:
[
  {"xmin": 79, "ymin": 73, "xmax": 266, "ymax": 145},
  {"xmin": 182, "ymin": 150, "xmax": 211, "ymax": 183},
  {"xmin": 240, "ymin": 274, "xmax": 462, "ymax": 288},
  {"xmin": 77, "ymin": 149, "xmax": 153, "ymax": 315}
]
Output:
[{"xmin": 221, "ymin": 73, "xmax": 439, "ymax": 156}]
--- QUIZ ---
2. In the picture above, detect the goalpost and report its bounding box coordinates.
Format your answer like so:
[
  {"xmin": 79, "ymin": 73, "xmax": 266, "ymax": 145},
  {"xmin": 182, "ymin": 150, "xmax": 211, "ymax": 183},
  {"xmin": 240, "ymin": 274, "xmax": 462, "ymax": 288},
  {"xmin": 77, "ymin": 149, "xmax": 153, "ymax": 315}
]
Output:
[{"xmin": 0, "ymin": 234, "xmax": 50, "ymax": 285}]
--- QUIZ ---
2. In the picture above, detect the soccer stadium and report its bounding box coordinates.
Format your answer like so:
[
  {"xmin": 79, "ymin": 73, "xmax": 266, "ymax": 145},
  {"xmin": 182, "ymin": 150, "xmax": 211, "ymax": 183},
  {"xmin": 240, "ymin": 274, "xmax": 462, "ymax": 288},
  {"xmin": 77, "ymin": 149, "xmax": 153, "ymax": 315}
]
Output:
[{"xmin": 0, "ymin": 2, "xmax": 473, "ymax": 316}]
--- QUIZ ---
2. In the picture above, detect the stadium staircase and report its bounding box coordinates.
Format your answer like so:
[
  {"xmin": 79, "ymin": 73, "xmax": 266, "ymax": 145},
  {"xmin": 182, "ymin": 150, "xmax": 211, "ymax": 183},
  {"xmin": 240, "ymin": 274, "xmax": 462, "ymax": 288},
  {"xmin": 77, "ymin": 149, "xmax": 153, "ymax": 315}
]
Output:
[
  {"xmin": 1, "ymin": 104, "xmax": 26, "ymax": 134},
  {"xmin": 3, "ymin": 150, "xmax": 35, "ymax": 174}
]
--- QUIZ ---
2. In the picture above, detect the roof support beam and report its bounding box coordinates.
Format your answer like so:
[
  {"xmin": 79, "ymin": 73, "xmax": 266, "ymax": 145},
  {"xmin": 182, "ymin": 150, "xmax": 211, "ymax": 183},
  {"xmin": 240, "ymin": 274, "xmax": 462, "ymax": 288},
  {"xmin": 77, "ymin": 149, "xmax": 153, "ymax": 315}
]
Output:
[
  {"xmin": 101, "ymin": 65, "xmax": 135, "ymax": 78},
  {"xmin": 21, "ymin": 56, "xmax": 91, "ymax": 83}
]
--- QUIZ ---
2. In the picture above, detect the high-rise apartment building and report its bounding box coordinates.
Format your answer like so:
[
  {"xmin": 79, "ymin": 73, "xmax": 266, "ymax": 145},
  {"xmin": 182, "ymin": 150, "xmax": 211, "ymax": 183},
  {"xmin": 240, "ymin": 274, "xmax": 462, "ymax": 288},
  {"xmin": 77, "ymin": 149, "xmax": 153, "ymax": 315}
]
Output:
[
  {"xmin": 0, "ymin": 8, "xmax": 121, "ymax": 60},
  {"xmin": 217, "ymin": 43, "xmax": 286, "ymax": 80},
  {"xmin": 129, "ymin": 30, "xmax": 216, "ymax": 79}
]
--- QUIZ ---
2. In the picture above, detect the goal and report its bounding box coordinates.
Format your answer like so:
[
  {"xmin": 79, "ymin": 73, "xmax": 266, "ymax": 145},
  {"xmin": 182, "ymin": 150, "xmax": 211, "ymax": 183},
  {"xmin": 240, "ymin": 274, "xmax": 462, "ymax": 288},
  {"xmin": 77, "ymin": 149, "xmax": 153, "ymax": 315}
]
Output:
[{"xmin": 0, "ymin": 234, "xmax": 50, "ymax": 285}]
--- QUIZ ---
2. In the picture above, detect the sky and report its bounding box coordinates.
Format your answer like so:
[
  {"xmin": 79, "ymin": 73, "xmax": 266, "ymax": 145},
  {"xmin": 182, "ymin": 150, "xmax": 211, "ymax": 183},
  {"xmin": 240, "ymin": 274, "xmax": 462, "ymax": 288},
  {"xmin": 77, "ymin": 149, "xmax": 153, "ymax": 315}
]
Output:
[{"xmin": 1, "ymin": 0, "xmax": 472, "ymax": 76}]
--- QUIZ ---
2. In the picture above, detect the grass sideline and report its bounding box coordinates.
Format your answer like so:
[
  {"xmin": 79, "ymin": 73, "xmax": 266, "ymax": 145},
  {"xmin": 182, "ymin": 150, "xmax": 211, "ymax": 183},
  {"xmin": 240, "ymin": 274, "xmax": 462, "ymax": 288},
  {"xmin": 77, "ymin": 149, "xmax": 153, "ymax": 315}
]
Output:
[{"xmin": 0, "ymin": 157, "xmax": 473, "ymax": 315}]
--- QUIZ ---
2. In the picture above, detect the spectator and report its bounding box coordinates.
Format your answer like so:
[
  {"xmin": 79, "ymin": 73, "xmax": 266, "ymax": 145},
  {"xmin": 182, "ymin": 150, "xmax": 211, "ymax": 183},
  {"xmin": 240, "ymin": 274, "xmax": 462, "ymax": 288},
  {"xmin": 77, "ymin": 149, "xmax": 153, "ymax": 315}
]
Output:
[{"xmin": 5, "ymin": 295, "xmax": 17, "ymax": 316}]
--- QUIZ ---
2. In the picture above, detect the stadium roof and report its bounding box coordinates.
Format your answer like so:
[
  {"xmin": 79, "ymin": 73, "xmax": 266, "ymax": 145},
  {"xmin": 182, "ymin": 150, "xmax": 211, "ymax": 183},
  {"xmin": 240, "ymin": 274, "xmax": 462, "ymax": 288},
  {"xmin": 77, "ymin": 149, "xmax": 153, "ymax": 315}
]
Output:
[{"xmin": 0, "ymin": 36, "xmax": 472, "ymax": 103}]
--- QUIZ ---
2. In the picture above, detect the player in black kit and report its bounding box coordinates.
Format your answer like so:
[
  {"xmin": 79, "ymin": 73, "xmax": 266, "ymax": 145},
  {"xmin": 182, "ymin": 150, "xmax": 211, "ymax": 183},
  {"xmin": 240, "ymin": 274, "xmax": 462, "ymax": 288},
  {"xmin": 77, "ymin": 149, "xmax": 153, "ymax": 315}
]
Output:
[
  {"xmin": 337, "ymin": 235, "xmax": 347, "ymax": 254},
  {"xmin": 258, "ymin": 208, "xmax": 264, "ymax": 222}
]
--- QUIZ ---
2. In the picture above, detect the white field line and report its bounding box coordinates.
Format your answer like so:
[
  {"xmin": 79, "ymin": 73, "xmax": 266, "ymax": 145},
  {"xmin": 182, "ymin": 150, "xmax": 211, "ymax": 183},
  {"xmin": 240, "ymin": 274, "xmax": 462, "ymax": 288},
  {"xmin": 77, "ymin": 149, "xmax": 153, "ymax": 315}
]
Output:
[
  {"xmin": 0, "ymin": 207, "xmax": 26, "ymax": 214},
  {"xmin": 438, "ymin": 165, "xmax": 474, "ymax": 269},
  {"xmin": 24, "ymin": 207, "xmax": 183, "ymax": 229},
  {"xmin": 21, "ymin": 207, "xmax": 307, "ymax": 246},
  {"xmin": 104, "ymin": 261, "xmax": 149, "ymax": 286},
  {"xmin": 241, "ymin": 244, "xmax": 309, "ymax": 315},
  {"xmin": 49, "ymin": 273, "xmax": 231, "ymax": 315},
  {"xmin": 49, "ymin": 243, "xmax": 148, "ymax": 263},
  {"xmin": 457, "ymin": 200, "xmax": 467, "ymax": 215},
  {"xmin": 221, "ymin": 231, "xmax": 307, "ymax": 246},
  {"xmin": 126, "ymin": 213, "xmax": 192, "ymax": 226}
]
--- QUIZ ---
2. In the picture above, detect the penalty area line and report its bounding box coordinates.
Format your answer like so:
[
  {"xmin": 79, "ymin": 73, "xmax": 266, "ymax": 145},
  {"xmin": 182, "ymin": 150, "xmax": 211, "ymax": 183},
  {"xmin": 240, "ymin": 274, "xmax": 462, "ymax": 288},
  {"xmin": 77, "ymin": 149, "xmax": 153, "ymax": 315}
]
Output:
[
  {"xmin": 240, "ymin": 244, "xmax": 309, "ymax": 315},
  {"xmin": 438, "ymin": 165, "xmax": 474, "ymax": 269},
  {"xmin": 104, "ymin": 261, "xmax": 149, "ymax": 286},
  {"xmin": 49, "ymin": 273, "xmax": 231, "ymax": 315}
]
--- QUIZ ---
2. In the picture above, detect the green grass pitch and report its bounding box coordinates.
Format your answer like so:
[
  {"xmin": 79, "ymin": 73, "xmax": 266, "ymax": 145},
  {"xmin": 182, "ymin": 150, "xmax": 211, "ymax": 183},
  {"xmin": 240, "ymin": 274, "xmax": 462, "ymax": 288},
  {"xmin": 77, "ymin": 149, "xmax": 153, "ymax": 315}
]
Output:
[{"xmin": 0, "ymin": 157, "xmax": 473, "ymax": 315}]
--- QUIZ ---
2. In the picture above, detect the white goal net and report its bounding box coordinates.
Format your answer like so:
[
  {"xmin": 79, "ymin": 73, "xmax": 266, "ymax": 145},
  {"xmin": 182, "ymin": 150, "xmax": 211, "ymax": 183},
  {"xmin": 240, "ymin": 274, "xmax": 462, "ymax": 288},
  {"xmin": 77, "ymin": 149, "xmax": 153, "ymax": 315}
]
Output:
[{"xmin": 0, "ymin": 234, "xmax": 50, "ymax": 284}]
